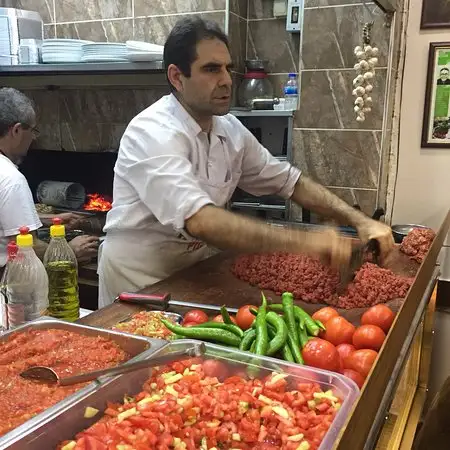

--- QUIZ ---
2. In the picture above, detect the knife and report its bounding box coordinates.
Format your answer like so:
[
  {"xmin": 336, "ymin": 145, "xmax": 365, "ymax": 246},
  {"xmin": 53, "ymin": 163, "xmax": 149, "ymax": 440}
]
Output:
[
  {"xmin": 337, "ymin": 239, "xmax": 380, "ymax": 293},
  {"xmin": 115, "ymin": 292, "xmax": 238, "ymax": 314}
]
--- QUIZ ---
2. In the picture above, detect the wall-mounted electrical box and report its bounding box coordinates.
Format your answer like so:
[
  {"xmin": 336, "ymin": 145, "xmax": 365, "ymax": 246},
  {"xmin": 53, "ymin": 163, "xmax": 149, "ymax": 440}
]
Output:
[{"xmin": 286, "ymin": 0, "xmax": 303, "ymax": 33}]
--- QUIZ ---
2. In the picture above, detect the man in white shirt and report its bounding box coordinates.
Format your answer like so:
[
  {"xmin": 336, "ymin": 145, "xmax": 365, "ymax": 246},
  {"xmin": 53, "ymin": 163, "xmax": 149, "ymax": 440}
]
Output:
[
  {"xmin": 99, "ymin": 17, "xmax": 394, "ymax": 307},
  {"xmin": 0, "ymin": 88, "xmax": 99, "ymax": 268}
]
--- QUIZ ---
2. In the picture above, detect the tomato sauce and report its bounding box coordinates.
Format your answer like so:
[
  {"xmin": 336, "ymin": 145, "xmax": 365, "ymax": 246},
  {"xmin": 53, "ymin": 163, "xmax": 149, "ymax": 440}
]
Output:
[{"xmin": 0, "ymin": 328, "xmax": 129, "ymax": 437}]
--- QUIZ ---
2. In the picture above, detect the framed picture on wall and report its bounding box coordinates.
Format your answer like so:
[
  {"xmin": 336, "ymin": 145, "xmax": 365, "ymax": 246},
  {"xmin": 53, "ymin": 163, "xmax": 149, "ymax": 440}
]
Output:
[
  {"xmin": 422, "ymin": 42, "xmax": 450, "ymax": 148},
  {"xmin": 421, "ymin": 0, "xmax": 450, "ymax": 29}
]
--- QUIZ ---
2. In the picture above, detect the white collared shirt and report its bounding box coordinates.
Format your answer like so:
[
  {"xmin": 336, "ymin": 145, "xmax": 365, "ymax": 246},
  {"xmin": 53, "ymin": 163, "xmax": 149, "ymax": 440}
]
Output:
[
  {"xmin": 98, "ymin": 94, "xmax": 301, "ymax": 304},
  {"xmin": 104, "ymin": 93, "xmax": 301, "ymax": 237},
  {"xmin": 0, "ymin": 154, "xmax": 42, "ymax": 266}
]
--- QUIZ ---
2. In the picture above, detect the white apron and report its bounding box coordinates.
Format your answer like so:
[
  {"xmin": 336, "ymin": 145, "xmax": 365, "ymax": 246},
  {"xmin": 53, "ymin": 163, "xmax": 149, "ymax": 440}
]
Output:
[{"xmin": 98, "ymin": 167, "xmax": 236, "ymax": 308}]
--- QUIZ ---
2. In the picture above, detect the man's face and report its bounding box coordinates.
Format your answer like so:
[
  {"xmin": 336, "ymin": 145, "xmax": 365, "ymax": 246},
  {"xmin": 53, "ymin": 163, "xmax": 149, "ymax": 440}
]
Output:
[
  {"xmin": 9, "ymin": 120, "xmax": 37, "ymax": 164},
  {"xmin": 440, "ymin": 69, "xmax": 449, "ymax": 81},
  {"xmin": 175, "ymin": 38, "xmax": 233, "ymax": 117}
]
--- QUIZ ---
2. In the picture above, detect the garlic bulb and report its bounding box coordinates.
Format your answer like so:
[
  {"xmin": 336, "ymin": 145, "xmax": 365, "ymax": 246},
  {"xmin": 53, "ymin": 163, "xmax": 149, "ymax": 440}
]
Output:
[
  {"xmin": 359, "ymin": 60, "xmax": 369, "ymax": 70},
  {"xmin": 353, "ymin": 74, "xmax": 364, "ymax": 85},
  {"xmin": 352, "ymin": 41, "xmax": 379, "ymax": 122}
]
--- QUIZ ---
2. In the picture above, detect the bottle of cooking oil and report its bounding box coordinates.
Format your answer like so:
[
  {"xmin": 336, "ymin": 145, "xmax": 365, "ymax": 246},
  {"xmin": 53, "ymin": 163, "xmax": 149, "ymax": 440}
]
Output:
[{"xmin": 43, "ymin": 218, "xmax": 79, "ymax": 322}]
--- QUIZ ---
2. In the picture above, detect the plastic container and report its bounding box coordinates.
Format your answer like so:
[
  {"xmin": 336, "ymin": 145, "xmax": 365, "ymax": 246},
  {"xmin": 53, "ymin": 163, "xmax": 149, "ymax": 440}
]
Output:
[
  {"xmin": 36, "ymin": 180, "xmax": 86, "ymax": 210},
  {"xmin": 284, "ymin": 73, "xmax": 299, "ymax": 110},
  {"xmin": 43, "ymin": 218, "xmax": 80, "ymax": 322},
  {"xmin": 0, "ymin": 241, "xmax": 18, "ymax": 331},
  {"xmin": 8, "ymin": 340, "xmax": 360, "ymax": 449},
  {"xmin": 6, "ymin": 227, "xmax": 49, "ymax": 328}
]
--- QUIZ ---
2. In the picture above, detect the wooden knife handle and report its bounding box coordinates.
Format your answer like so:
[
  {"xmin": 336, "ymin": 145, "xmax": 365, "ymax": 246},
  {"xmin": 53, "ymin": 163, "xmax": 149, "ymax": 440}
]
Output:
[{"xmin": 116, "ymin": 292, "xmax": 171, "ymax": 309}]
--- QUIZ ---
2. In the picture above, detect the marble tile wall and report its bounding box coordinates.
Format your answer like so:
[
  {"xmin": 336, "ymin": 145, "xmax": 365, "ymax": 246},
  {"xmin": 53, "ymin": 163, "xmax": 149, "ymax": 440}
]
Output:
[{"xmin": 293, "ymin": 1, "xmax": 392, "ymax": 219}]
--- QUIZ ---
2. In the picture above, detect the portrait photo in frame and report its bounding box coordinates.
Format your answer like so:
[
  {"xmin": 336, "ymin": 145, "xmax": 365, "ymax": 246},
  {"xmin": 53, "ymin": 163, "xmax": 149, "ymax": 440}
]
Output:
[
  {"xmin": 421, "ymin": 0, "xmax": 450, "ymax": 29},
  {"xmin": 422, "ymin": 42, "xmax": 450, "ymax": 148}
]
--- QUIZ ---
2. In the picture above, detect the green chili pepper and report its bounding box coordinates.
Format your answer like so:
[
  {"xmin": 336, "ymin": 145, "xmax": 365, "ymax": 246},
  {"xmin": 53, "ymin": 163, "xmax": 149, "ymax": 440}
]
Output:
[
  {"xmin": 299, "ymin": 325, "xmax": 309, "ymax": 348},
  {"xmin": 220, "ymin": 305, "xmax": 234, "ymax": 325},
  {"xmin": 266, "ymin": 311, "xmax": 288, "ymax": 356},
  {"xmin": 161, "ymin": 319, "xmax": 241, "ymax": 347},
  {"xmin": 250, "ymin": 340, "xmax": 256, "ymax": 353},
  {"xmin": 268, "ymin": 304, "xmax": 283, "ymax": 312},
  {"xmin": 293, "ymin": 305, "xmax": 320, "ymax": 337},
  {"xmin": 254, "ymin": 292, "xmax": 269, "ymax": 356},
  {"xmin": 239, "ymin": 329, "xmax": 256, "ymax": 351},
  {"xmin": 315, "ymin": 319, "xmax": 326, "ymax": 331},
  {"xmin": 191, "ymin": 321, "xmax": 244, "ymax": 338},
  {"xmin": 282, "ymin": 343, "xmax": 295, "ymax": 362},
  {"xmin": 282, "ymin": 292, "xmax": 299, "ymax": 347},
  {"xmin": 287, "ymin": 332, "xmax": 304, "ymax": 364}
]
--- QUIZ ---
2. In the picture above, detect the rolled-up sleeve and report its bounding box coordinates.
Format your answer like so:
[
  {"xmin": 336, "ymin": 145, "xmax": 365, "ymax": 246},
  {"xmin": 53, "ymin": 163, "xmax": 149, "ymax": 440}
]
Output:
[
  {"xmin": 117, "ymin": 120, "xmax": 212, "ymax": 230},
  {"xmin": 238, "ymin": 126, "xmax": 301, "ymax": 199}
]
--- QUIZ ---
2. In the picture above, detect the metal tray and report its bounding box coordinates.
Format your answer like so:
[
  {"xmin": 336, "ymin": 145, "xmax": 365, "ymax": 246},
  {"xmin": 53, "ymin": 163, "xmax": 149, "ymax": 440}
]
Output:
[
  {"xmin": 7, "ymin": 340, "xmax": 359, "ymax": 450},
  {"xmin": 0, "ymin": 317, "xmax": 168, "ymax": 449}
]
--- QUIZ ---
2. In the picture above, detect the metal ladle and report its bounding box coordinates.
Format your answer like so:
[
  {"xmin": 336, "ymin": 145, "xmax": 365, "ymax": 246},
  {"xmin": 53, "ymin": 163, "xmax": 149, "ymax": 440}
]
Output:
[{"xmin": 19, "ymin": 342, "xmax": 205, "ymax": 386}]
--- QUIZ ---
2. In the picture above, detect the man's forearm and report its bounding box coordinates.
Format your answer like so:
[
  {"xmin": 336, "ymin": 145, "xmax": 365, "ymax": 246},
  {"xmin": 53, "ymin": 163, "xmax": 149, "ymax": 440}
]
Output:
[
  {"xmin": 32, "ymin": 233, "xmax": 48, "ymax": 260},
  {"xmin": 291, "ymin": 176, "xmax": 368, "ymax": 228},
  {"xmin": 38, "ymin": 213, "xmax": 56, "ymax": 227},
  {"xmin": 186, "ymin": 205, "xmax": 324, "ymax": 256}
]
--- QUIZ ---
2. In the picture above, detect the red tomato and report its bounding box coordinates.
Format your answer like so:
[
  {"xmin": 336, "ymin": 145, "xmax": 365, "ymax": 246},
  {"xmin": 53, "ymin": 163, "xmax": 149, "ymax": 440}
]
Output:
[
  {"xmin": 235, "ymin": 305, "xmax": 257, "ymax": 330},
  {"xmin": 344, "ymin": 349, "xmax": 378, "ymax": 377},
  {"xmin": 183, "ymin": 309, "xmax": 208, "ymax": 325},
  {"xmin": 342, "ymin": 369, "xmax": 365, "ymax": 389},
  {"xmin": 312, "ymin": 307, "xmax": 339, "ymax": 324},
  {"xmin": 302, "ymin": 338, "xmax": 340, "ymax": 372},
  {"xmin": 212, "ymin": 314, "xmax": 237, "ymax": 324},
  {"xmin": 352, "ymin": 325, "xmax": 386, "ymax": 351},
  {"xmin": 202, "ymin": 359, "xmax": 229, "ymax": 379},
  {"xmin": 336, "ymin": 343, "xmax": 356, "ymax": 364},
  {"xmin": 323, "ymin": 316, "xmax": 356, "ymax": 346},
  {"xmin": 361, "ymin": 304, "xmax": 395, "ymax": 333}
]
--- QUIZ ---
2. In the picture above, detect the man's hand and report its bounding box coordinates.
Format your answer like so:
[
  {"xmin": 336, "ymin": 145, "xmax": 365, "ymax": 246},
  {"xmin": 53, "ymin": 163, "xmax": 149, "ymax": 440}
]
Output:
[
  {"xmin": 58, "ymin": 213, "xmax": 86, "ymax": 231},
  {"xmin": 356, "ymin": 219, "xmax": 395, "ymax": 261},
  {"xmin": 69, "ymin": 235, "xmax": 99, "ymax": 265},
  {"xmin": 312, "ymin": 228, "xmax": 353, "ymax": 269}
]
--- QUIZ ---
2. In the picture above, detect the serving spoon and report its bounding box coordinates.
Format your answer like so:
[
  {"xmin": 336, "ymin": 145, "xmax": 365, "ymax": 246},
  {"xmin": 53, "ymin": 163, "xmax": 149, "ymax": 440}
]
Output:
[{"xmin": 20, "ymin": 342, "xmax": 205, "ymax": 386}]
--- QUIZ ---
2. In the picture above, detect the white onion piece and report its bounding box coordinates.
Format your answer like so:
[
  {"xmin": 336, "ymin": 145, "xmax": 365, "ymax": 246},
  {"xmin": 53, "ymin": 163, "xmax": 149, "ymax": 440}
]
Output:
[
  {"xmin": 355, "ymin": 96, "xmax": 364, "ymax": 106},
  {"xmin": 365, "ymin": 84, "xmax": 373, "ymax": 93},
  {"xmin": 363, "ymin": 71, "xmax": 374, "ymax": 80},
  {"xmin": 354, "ymin": 46, "xmax": 363, "ymax": 54},
  {"xmin": 355, "ymin": 86, "xmax": 366, "ymax": 96},
  {"xmin": 356, "ymin": 51, "xmax": 366, "ymax": 60},
  {"xmin": 354, "ymin": 62, "xmax": 361, "ymax": 71}
]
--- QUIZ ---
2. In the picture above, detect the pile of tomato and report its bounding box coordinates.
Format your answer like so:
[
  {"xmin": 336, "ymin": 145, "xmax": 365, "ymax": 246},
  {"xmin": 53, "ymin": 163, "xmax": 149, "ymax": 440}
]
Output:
[
  {"xmin": 59, "ymin": 359, "xmax": 343, "ymax": 450},
  {"xmin": 301, "ymin": 304, "xmax": 395, "ymax": 388}
]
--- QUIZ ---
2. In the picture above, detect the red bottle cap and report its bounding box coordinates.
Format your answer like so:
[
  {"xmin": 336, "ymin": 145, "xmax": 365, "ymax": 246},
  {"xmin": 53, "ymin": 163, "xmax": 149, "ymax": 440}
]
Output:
[
  {"xmin": 19, "ymin": 226, "xmax": 29, "ymax": 235},
  {"xmin": 7, "ymin": 241, "xmax": 18, "ymax": 258},
  {"xmin": 52, "ymin": 217, "xmax": 62, "ymax": 225}
]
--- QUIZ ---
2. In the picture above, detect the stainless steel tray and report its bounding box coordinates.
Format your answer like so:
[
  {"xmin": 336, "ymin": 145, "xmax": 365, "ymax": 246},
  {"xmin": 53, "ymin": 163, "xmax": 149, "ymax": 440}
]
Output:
[
  {"xmin": 6, "ymin": 340, "xmax": 359, "ymax": 450},
  {"xmin": 0, "ymin": 317, "xmax": 168, "ymax": 449}
]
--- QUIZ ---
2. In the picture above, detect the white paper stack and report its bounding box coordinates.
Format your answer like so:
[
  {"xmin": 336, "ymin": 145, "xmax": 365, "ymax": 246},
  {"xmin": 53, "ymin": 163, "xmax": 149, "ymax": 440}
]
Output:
[
  {"xmin": 125, "ymin": 40, "xmax": 163, "ymax": 62},
  {"xmin": 42, "ymin": 39, "xmax": 92, "ymax": 63},
  {"xmin": 81, "ymin": 42, "xmax": 128, "ymax": 62},
  {"xmin": 0, "ymin": 17, "xmax": 14, "ymax": 65}
]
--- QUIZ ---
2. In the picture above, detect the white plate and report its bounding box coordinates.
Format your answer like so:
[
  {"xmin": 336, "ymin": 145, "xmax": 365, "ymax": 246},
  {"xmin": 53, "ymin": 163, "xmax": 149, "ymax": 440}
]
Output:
[
  {"xmin": 126, "ymin": 40, "xmax": 163, "ymax": 52},
  {"xmin": 80, "ymin": 55, "xmax": 129, "ymax": 62},
  {"xmin": 127, "ymin": 52, "xmax": 163, "ymax": 62}
]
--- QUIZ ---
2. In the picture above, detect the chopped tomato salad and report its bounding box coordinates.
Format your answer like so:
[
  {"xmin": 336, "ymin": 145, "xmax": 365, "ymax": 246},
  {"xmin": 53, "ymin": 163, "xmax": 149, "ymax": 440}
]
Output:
[
  {"xmin": 0, "ymin": 329, "xmax": 129, "ymax": 437},
  {"xmin": 112, "ymin": 311, "xmax": 176, "ymax": 339},
  {"xmin": 59, "ymin": 359, "xmax": 342, "ymax": 450}
]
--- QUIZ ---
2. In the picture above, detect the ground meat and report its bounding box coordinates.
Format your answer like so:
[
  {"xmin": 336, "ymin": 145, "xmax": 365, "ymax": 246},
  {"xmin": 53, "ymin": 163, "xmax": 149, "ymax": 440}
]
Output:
[
  {"xmin": 400, "ymin": 228, "xmax": 436, "ymax": 263},
  {"xmin": 231, "ymin": 252, "xmax": 339, "ymax": 304},
  {"xmin": 332, "ymin": 262, "xmax": 413, "ymax": 309},
  {"xmin": 232, "ymin": 254, "xmax": 413, "ymax": 309}
]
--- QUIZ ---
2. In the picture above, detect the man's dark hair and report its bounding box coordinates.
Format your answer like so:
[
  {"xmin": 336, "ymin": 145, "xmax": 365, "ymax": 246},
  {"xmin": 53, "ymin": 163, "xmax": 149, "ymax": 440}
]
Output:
[
  {"xmin": 163, "ymin": 16, "xmax": 230, "ymax": 92},
  {"xmin": 0, "ymin": 88, "xmax": 35, "ymax": 137}
]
